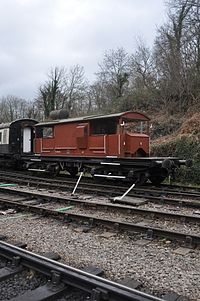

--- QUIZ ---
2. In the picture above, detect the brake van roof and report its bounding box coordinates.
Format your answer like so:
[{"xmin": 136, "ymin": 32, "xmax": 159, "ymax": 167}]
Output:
[{"xmin": 36, "ymin": 111, "xmax": 150, "ymax": 127}]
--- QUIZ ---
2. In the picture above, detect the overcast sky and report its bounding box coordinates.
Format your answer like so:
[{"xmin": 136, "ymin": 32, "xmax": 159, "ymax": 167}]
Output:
[{"xmin": 0, "ymin": 0, "xmax": 167, "ymax": 100}]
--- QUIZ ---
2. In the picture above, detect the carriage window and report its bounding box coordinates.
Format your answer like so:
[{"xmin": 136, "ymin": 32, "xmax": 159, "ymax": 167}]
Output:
[
  {"xmin": 91, "ymin": 119, "xmax": 117, "ymax": 135},
  {"xmin": 0, "ymin": 132, "xmax": 2, "ymax": 144},
  {"xmin": 3, "ymin": 129, "xmax": 9, "ymax": 144},
  {"xmin": 43, "ymin": 127, "xmax": 54, "ymax": 138}
]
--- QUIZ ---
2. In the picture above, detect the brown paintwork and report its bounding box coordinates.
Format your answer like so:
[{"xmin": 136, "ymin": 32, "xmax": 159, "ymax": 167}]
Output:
[{"xmin": 35, "ymin": 111, "xmax": 150, "ymax": 158}]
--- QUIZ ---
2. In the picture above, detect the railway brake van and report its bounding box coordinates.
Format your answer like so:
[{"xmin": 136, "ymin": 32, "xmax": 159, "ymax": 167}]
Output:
[
  {"xmin": 35, "ymin": 111, "xmax": 150, "ymax": 158},
  {"xmin": 0, "ymin": 112, "xmax": 190, "ymax": 184},
  {"xmin": 28, "ymin": 111, "xmax": 185, "ymax": 184}
]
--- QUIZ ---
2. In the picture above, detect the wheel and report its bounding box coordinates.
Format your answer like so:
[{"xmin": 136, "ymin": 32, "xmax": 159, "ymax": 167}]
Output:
[
  {"xmin": 52, "ymin": 165, "xmax": 60, "ymax": 177},
  {"xmin": 149, "ymin": 175, "xmax": 166, "ymax": 185},
  {"xmin": 67, "ymin": 167, "xmax": 78, "ymax": 177},
  {"xmin": 137, "ymin": 174, "xmax": 147, "ymax": 186}
]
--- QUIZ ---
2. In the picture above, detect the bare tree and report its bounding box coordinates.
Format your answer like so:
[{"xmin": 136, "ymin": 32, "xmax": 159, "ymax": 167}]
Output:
[
  {"xmin": 86, "ymin": 81, "xmax": 110, "ymax": 113},
  {"xmin": 37, "ymin": 65, "xmax": 88, "ymax": 118},
  {"xmin": 154, "ymin": 0, "xmax": 199, "ymax": 112},
  {"xmin": 130, "ymin": 41, "xmax": 158, "ymax": 101},
  {"xmin": 0, "ymin": 95, "xmax": 34, "ymax": 123},
  {"xmin": 38, "ymin": 67, "xmax": 65, "ymax": 118},
  {"xmin": 61, "ymin": 65, "xmax": 88, "ymax": 115},
  {"xmin": 97, "ymin": 48, "xmax": 131, "ymax": 103}
]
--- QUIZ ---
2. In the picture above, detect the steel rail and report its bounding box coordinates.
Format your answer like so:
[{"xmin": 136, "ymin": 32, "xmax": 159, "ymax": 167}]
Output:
[
  {"xmin": 0, "ymin": 170, "xmax": 200, "ymax": 199},
  {"xmin": 1, "ymin": 186, "xmax": 200, "ymax": 223},
  {"xmin": 1, "ymin": 174, "xmax": 200, "ymax": 210},
  {"xmin": 0, "ymin": 194, "xmax": 200, "ymax": 245},
  {"xmin": 0, "ymin": 241, "xmax": 162, "ymax": 301}
]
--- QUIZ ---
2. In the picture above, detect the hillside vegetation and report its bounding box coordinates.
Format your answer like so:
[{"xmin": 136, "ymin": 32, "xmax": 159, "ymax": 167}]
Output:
[{"xmin": 151, "ymin": 110, "xmax": 200, "ymax": 184}]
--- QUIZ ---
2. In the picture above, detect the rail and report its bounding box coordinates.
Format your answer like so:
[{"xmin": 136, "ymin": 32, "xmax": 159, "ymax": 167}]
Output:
[{"xmin": 0, "ymin": 241, "xmax": 162, "ymax": 301}]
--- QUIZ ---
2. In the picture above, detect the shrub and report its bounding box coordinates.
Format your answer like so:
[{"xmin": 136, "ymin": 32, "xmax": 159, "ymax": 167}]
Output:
[{"xmin": 152, "ymin": 135, "xmax": 200, "ymax": 184}]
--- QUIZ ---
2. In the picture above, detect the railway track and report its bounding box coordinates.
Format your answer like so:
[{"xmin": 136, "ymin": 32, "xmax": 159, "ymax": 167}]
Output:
[
  {"xmin": 1, "ymin": 170, "xmax": 200, "ymax": 216},
  {"xmin": 0, "ymin": 170, "xmax": 197, "ymax": 300},
  {"xmin": 0, "ymin": 186, "xmax": 200, "ymax": 246},
  {"xmin": 0, "ymin": 240, "xmax": 164, "ymax": 301},
  {"xmin": 0, "ymin": 170, "xmax": 200, "ymax": 203}
]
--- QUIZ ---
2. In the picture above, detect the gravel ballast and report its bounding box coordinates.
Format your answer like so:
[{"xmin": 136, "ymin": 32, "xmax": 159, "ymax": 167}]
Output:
[
  {"xmin": 0, "ymin": 214, "xmax": 199, "ymax": 300},
  {"xmin": 0, "ymin": 268, "xmax": 47, "ymax": 300}
]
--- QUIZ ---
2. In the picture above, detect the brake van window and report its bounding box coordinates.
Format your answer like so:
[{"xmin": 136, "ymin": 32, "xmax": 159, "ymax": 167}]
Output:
[{"xmin": 43, "ymin": 127, "xmax": 53, "ymax": 138}]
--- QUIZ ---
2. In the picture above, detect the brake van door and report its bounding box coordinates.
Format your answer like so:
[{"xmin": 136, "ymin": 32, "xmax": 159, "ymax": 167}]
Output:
[{"xmin": 76, "ymin": 123, "xmax": 88, "ymax": 150}]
